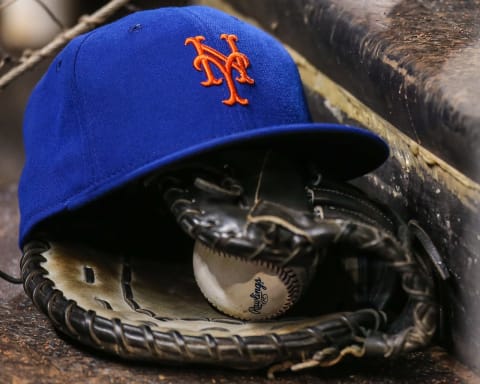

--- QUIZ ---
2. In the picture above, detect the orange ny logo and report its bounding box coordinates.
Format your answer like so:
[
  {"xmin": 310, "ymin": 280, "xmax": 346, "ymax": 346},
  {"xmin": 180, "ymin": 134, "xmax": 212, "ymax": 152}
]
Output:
[{"xmin": 185, "ymin": 34, "xmax": 254, "ymax": 106}]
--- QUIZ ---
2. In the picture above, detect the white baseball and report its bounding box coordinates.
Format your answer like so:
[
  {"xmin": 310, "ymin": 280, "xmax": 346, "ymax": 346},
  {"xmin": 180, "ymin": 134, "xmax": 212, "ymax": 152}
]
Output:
[{"xmin": 192, "ymin": 240, "xmax": 304, "ymax": 320}]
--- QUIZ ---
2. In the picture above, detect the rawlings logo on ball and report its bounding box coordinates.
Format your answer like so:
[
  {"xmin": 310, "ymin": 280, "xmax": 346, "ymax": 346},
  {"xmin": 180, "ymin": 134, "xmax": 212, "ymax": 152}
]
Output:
[
  {"xmin": 185, "ymin": 34, "xmax": 254, "ymax": 106},
  {"xmin": 248, "ymin": 278, "xmax": 269, "ymax": 315}
]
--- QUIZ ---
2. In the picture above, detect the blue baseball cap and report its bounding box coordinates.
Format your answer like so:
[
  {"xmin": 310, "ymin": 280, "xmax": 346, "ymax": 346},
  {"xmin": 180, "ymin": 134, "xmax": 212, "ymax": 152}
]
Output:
[{"xmin": 18, "ymin": 5, "xmax": 388, "ymax": 246}]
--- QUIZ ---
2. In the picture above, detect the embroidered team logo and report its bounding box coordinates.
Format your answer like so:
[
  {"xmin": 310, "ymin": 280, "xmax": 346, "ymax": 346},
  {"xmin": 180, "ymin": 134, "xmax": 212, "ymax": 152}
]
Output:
[{"xmin": 185, "ymin": 34, "xmax": 254, "ymax": 106}]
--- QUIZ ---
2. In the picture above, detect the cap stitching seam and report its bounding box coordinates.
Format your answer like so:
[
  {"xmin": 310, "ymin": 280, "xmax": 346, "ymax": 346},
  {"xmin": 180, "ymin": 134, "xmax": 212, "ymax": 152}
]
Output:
[{"xmin": 73, "ymin": 29, "xmax": 102, "ymax": 184}]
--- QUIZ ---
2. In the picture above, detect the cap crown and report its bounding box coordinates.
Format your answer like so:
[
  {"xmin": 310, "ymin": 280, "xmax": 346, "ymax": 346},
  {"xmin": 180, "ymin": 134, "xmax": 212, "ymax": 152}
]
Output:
[{"xmin": 18, "ymin": 6, "xmax": 388, "ymax": 245}]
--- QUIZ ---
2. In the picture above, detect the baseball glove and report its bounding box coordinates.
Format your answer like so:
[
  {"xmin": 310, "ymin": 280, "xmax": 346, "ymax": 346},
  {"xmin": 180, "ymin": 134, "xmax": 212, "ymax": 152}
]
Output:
[{"xmin": 20, "ymin": 147, "xmax": 443, "ymax": 374}]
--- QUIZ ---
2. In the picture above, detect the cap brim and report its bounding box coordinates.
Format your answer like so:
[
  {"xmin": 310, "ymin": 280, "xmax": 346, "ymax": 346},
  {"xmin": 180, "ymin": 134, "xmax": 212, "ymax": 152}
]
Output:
[
  {"xmin": 68, "ymin": 123, "xmax": 388, "ymax": 209},
  {"xmin": 202, "ymin": 123, "xmax": 389, "ymax": 181},
  {"xmin": 21, "ymin": 123, "xmax": 388, "ymax": 245}
]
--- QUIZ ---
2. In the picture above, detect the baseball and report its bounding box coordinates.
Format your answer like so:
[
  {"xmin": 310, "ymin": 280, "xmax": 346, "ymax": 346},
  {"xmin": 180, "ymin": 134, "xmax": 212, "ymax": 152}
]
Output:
[{"xmin": 192, "ymin": 240, "xmax": 303, "ymax": 320}]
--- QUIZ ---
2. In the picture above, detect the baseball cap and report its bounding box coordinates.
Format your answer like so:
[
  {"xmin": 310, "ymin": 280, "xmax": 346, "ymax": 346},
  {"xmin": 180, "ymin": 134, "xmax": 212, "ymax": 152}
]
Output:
[{"xmin": 18, "ymin": 5, "xmax": 388, "ymax": 246}]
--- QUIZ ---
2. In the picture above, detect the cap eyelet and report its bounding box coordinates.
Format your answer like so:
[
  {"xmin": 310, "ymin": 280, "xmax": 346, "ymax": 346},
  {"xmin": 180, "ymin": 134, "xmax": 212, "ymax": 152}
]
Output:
[{"xmin": 129, "ymin": 24, "xmax": 143, "ymax": 33}]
